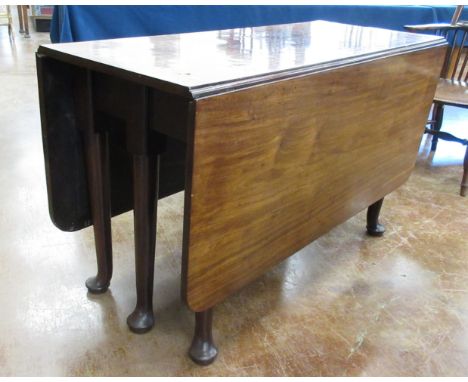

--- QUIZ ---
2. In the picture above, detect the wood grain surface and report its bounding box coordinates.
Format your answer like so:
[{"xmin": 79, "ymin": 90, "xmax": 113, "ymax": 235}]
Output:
[
  {"xmin": 183, "ymin": 46, "xmax": 446, "ymax": 312},
  {"xmin": 38, "ymin": 21, "xmax": 445, "ymax": 98},
  {"xmin": 435, "ymin": 78, "xmax": 468, "ymax": 107}
]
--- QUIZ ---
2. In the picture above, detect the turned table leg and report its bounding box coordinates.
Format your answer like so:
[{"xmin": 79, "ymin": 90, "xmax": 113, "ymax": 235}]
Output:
[
  {"xmin": 126, "ymin": 153, "xmax": 159, "ymax": 333},
  {"xmin": 189, "ymin": 309, "xmax": 218, "ymax": 366},
  {"xmin": 84, "ymin": 131, "xmax": 113, "ymax": 293},
  {"xmin": 79, "ymin": 70, "xmax": 113, "ymax": 294},
  {"xmin": 366, "ymin": 197, "xmax": 385, "ymax": 237},
  {"xmin": 123, "ymin": 85, "xmax": 165, "ymax": 334}
]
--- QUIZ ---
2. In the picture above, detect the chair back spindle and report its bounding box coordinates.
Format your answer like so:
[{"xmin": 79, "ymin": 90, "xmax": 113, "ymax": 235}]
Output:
[
  {"xmin": 451, "ymin": 5, "xmax": 465, "ymax": 24},
  {"xmin": 440, "ymin": 27, "xmax": 468, "ymax": 83}
]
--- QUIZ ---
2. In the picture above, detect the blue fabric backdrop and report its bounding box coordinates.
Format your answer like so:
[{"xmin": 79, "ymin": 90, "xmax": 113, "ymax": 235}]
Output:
[{"xmin": 50, "ymin": 5, "xmax": 468, "ymax": 43}]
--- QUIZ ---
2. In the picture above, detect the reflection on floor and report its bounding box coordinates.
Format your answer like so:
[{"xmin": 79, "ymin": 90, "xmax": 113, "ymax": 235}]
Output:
[{"xmin": 0, "ymin": 17, "xmax": 467, "ymax": 377}]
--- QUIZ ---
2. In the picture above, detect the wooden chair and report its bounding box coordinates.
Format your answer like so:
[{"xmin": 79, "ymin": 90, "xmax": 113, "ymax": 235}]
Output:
[{"xmin": 405, "ymin": 22, "xmax": 468, "ymax": 196}]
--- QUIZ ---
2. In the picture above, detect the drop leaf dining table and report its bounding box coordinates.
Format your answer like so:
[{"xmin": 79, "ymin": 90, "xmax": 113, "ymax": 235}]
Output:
[{"xmin": 36, "ymin": 20, "xmax": 446, "ymax": 365}]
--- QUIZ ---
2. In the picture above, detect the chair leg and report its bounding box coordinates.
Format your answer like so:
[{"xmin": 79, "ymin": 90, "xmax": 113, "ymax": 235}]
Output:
[
  {"xmin": 461, "ymin": 145, "xmax": 468, "ymax": 197},
  {"xmin": 431, "ymin": 104, "xmax": 444, "ymax": 152}
]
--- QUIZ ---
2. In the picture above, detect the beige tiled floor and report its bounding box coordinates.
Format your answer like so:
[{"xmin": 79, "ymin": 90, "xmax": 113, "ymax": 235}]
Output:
[{"xmin": 1, "ymin": 16, "xmax": 468, "ymax": 376}]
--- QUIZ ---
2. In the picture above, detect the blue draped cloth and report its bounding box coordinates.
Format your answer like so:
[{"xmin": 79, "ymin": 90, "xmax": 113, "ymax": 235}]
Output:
[{"xmin": 50, "ymin": 5, "xmax": 467, "ymax": 43}]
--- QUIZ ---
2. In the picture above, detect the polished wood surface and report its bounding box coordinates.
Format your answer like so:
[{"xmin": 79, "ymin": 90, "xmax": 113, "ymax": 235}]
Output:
[
  {"xmin": 36, "ymin": 21, "xmax": 445, "ymax": 233},
  {"xmin": 36, "ymin": 21, "xmax": 447, "ymax": 363},
  {"xmin": 183, "ymin": 46, "xmax": 446, "ymax": 312},
  {"xmin": 6, "ymin": 27, "xmax": 468, "ymax": 375},
  {"xmin": 405, "ymin": 23, "xmax": 455, "ymax": 32},
  {"xmin": 38, "ymin": 20, "xmax": 445, "ymax": 98},
  {"xmin": 435, "ymin": 78, "xmax": 468, "ymax": 107}
]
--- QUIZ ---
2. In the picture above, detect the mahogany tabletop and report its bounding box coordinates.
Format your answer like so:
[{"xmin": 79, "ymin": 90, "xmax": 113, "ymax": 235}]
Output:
[{"xmin": 38, "ymin": 20, "xmax": 446, "ymax": 98}]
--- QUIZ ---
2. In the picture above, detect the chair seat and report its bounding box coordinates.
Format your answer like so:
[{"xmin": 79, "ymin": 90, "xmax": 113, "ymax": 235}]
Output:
[{"xmin": 434, "ymin": 78, "xmax": 468, "ymax": 107}]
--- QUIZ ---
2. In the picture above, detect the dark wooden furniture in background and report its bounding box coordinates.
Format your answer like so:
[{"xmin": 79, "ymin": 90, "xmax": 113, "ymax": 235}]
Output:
[
  {"xmin": 405, "ymin": 21, "xmax": 468, "ymax": 196},
  {"xmin": 31, "ymin": 5, "xmax": 53, "ymax": 33},
  {"xmin": 36, "ymin": 21, "xmax": 445, "ymax": 365}
]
